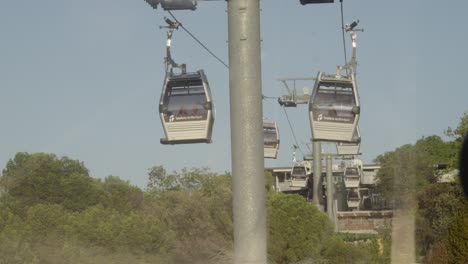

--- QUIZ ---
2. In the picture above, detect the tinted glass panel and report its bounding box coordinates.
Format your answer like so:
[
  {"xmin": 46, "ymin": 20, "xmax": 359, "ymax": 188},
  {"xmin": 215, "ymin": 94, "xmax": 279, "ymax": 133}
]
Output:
[
  {"xmin": 312, "ymin": 82, "xmax": 355, "ymax": 123},
  {"xmin": 348, "ymin": 190, "xmax": 359, "ymax": 199},
  {"xmin": 345, "ymin": 167, "xmax": 359, "ymax": 177},
  {"xmin": 163, "ymin": 85, "xmax": 208, "ymax": 122},
  {"xmin": 263, "ymin": 127, "xmax": 278, "ymax": 147},
  {"xmin": 292, "ymin": 166, "xmax": 307, "ymax": 177}
]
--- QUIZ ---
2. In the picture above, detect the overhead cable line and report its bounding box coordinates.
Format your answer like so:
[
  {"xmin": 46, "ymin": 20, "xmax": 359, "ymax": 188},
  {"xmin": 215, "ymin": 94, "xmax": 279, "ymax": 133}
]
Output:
[
  {"xmin": 303, "ymin": 141, "xmax": 312, "ymax": 154},
  {"xmin": 167, "ymin": 11, "xmax": 230, "ymax": 69},
  {"xmin": 281, "ymin": 106, "xmax": 305, "ymax": 158}
]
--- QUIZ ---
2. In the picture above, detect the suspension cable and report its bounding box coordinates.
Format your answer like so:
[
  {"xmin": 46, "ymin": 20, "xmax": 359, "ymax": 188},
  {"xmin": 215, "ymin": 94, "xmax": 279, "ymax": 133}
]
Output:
[
  {"xmin": 281, "ymin": 106, "xmax": 305, "ymax": 158},
  {"xmin": 167, "ymin": 11, "xmax": 229, "ymax": 69},
  {"xmin": 339, "ymin": 0, "xmax": 348, "ymax": 75}
]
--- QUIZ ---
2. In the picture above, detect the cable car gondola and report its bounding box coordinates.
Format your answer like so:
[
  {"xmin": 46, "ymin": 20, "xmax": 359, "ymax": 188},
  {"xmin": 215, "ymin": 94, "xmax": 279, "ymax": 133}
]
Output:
[
  {"xmin": 290, "ymin": 161, "xmax": 312, "ymax": 188},
  {"xmin": 343, "ymin": 163, "xmax": 361, "ymax": 189},
  {"xmin": 336, "ymin": 126, "xmax": 361, "ymax": 156},
  {"xmin": 309, "ymin": 71, "xmax": 360, "ymax": 142},
  {"xmin": 347, "ymin": 189, "xmax": 360, "ymax": 209},
  {"xmin": 158, "ymin": 17, "xmax": 214, "ymax": 145},
  {"xmin": 263, "ymin": 120, "xmax": 280, "ymax": 159},
  {"xmin": 309, "ymin": 21, "xmax": 364, "ymax": 143},
  {"xmin": 159, "ymin": 70, "xmax": 214, "ymax": 144}
]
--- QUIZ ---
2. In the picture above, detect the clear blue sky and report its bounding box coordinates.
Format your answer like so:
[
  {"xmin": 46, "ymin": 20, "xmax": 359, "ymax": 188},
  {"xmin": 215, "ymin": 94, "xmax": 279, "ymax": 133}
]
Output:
[{"xmin": 1, "ymin": 0, "xmax": 467, "ymax": 188}]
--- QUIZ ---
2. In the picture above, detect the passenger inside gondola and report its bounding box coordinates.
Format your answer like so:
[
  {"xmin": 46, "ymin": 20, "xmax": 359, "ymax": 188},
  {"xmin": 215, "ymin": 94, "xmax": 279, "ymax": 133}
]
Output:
[
  {"xmin": 328, "ymin": 109, "xmax": 337, "ymax": 117},
  {"xmin": 164, "ymin": 86, "xmax": 208, "ymax": 122},
  {"xmin": 178, "ymin": 106, "xmax": 188, "ymax": 116}
]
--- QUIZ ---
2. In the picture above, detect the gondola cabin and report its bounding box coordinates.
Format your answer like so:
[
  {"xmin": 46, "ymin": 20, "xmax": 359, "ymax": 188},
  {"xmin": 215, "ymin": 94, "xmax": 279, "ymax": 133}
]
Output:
[
  {"xmin": 290, "ymin": 161, "xmax": 312, "ymax": 188},
  {"xmin": 263, "ymin": 121, "xmax": 280, "ymax": 159},
  {"xmin": 336, "ymin": 126, "xmax": 361, "ymax": 155},
  {"xmin": 309, "ymin": 71, "xmax": 360, "ymax": 142},
  {"xmin": 343, "ymin": 165, "xmax": 361, "ymax": 188},
  {"xmin": 347, "ymin": 189, "xmax": 360, "ymax": 210},
  {"xmin": 159, "ymin": 70, "xmax": 214, "ymax": 144}
]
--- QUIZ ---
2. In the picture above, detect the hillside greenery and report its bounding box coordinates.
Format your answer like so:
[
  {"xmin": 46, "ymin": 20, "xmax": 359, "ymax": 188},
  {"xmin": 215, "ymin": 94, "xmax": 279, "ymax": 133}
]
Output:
[
  {"xmin": 375, "ymin": 112, "xmax": 467, "ymax": 263},
  {"xmin": 1, "ymin": 113, "xmax": 465, "ymax": 263},
  {"xmin": 0, "ymin": 152, "xmax": 390, "ymax": 263}
]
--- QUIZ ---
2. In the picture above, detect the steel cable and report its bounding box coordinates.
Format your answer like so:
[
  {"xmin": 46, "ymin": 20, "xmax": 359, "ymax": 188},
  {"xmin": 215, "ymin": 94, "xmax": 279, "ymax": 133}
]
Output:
[{"xmin": 167, "ymin": 11, "xmax": 229, "ymax": 69}]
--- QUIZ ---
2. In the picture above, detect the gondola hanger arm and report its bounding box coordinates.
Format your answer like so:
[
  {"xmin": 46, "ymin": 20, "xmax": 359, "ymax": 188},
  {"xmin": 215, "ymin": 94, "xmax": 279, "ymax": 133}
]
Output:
[
  {"xmin": 338, "ymin": 20, "xmax": 363, "ymax": 77},
  {"xmin": 162, "ymin": 17, "xmax": 186, "ymax": 74}
]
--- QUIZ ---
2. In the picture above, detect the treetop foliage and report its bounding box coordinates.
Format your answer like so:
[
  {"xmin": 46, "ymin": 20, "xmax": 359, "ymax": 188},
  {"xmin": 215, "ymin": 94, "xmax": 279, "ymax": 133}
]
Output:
[
  {"xmin": 146, "ymin": 165, "xmax": 220, "ymax": 193},
  {"xmin": 374, "ymin": 112, "xmax": 467, "ymax": 263},
  {"xmin": 1, "ymin": 152, "xmax": 99, "ymax": 212},
  {"xmin": 267, "ymin": 193, "xmax": 333, "ymax": 263},
  {"xmin": 417, "ymin": 182, "xmax": 468, "ymax": 263},
  {"xmin": 375, "ymin": 112, "xmax": 467, "ymax": 208},
  {"xmin": 1, "ymin": 112, "xmax": 465, "ymax": 263},
  {"xmin": 0, "ymin": 152, "xmax": 391, "ymax": 263},
  {"xmin": 446, "ymin": 111, "xmax": 468, "ymax": 142}
]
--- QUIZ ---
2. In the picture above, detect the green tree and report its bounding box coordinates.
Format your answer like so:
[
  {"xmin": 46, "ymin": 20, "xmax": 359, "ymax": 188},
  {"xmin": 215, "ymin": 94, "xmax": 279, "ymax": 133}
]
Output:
[
  {"xmin": 267, "ymin": 193, "xmax": 333, "ymax": 264},
  {"xmin": 414, "ymin": 135, "xmax": 458, "ymax": 169},
  {"xmin": 446, "ymin": 207, "xmax": 468, "ymax": 264},
  {"xmin": 0, "ymin": 202, "xmax": 35, "ymax": 264},
  {"xmin": 375, "ymin": 113, "xmax": 464, "ymax": 208},
  {"xmin": 446, "ymin": 112, "xmax": 468, "ymax": 141},
  {"xmin": 155, "ymin": 190, "xmax": 232, "ymax": 264},
  {"xmin": 0, "ymin": 152, "xmax": 100, "ymax": 212},
  {"xmin": 147, "ymin": 165, "xmax": 217, "ymax": 193},
  {"xmin": 145, "ymin": 166, "xmax": 234, "ymax": 263},
  {"xmin": 375, "ymin": 144, "xmax": 433, "ymax": 208},
  {"xmin": 24, "ymin": 204, "xmax": 66, "ymax": 244},
  {"xmin": 416, "ymin": 182, "xmax": 466, "ymax": 257},
  {"xmin": 446, "ymin": 112, "xmax": 468, "ymax": 167},
  {"xmin": 321, "ymin": 237, "xmax": 368, "ymax": 264},
  {"xmin": 66, "ymin": 205, "xmax": 174, "ymax": 255},
  {"xmin": 200, "ymin": 173, "xmax": 233, "ymax": 241},
  {"xmin": 99, "ymin": 176, "xmax": 144, "ymax": 213}
]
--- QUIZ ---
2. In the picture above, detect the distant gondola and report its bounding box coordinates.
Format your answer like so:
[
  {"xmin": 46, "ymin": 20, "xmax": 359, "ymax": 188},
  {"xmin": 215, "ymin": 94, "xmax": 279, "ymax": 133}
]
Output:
[
  {"xmin": 158, "ymin": 17, "xmax": 214, "ymax": 145},
  {"xmin": 159, "ymin": 70, "xmax": 214, "ymax": 144},
  {"xmin": 263, "ymin": 120, "xmax": 280, "ymax": 159},
  {"xmin": 309, "ymin": 71, "xmax": 360, "ymax": 142},
  {"xmin": 347, "ymin": 189, "xmax": 360, "ymax": 209},
  {"xmin": 343, "ymin": 165, "xmax": 361, "ymax": 189},
  {"xmin": 290, "ymin": 161, "xmax": 312, "ymax": 188}
]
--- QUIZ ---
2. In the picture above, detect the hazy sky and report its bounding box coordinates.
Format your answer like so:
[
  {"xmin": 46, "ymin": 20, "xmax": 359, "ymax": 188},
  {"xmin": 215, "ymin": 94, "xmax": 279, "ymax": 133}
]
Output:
[{"xmin": 1, "ymin": 0, "xmax": 467, "ymax": 188}]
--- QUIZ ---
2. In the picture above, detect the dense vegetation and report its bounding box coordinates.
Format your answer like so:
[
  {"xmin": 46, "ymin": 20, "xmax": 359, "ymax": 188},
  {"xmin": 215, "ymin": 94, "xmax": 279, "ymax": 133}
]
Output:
[
  {"xmin": 1, "ymin": 113, "xmax": 466, "ymax": 263},
  {"xmin": 375, "ymin": 112, "xmax": 468, "ymax": 263},
  {"xmin": 0, "ymin": 153, "xmax": 390, "ymax": 263}
]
